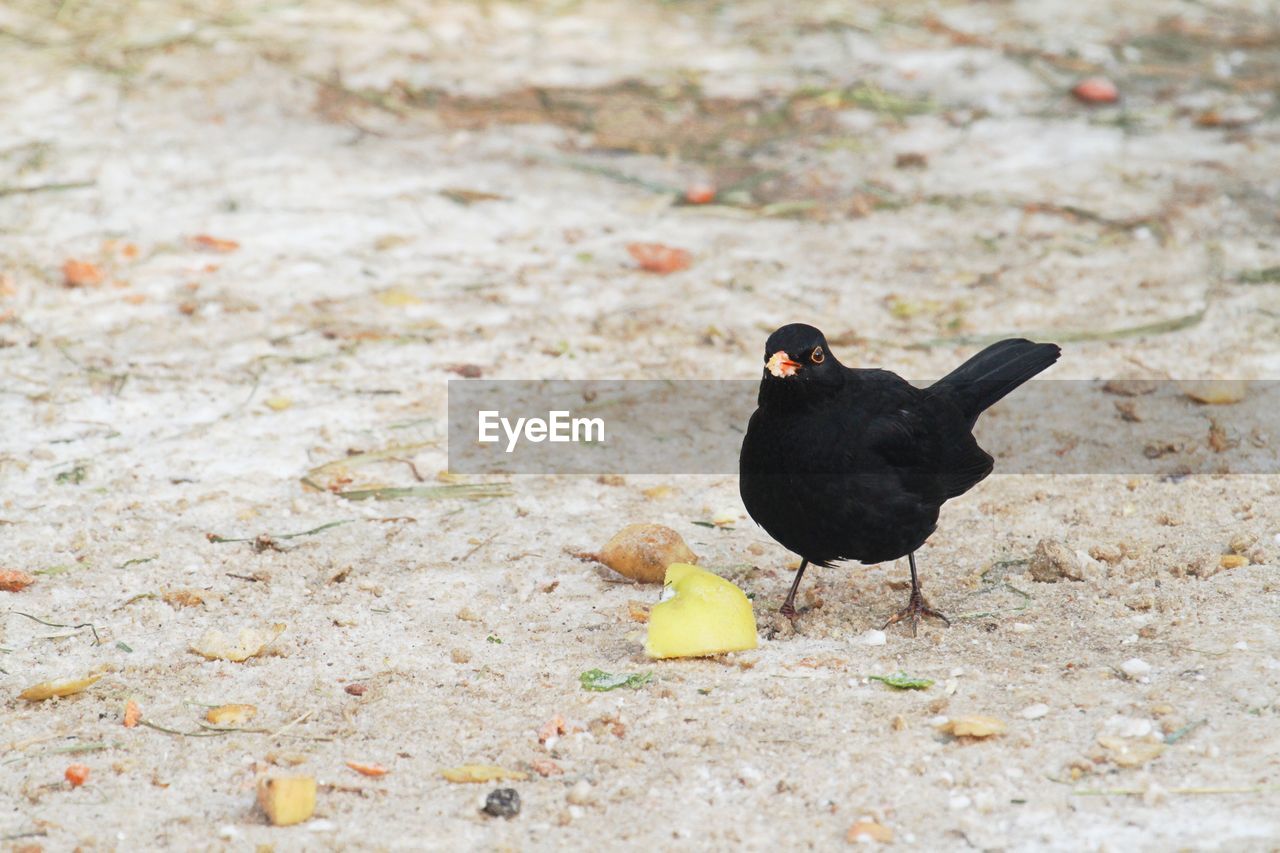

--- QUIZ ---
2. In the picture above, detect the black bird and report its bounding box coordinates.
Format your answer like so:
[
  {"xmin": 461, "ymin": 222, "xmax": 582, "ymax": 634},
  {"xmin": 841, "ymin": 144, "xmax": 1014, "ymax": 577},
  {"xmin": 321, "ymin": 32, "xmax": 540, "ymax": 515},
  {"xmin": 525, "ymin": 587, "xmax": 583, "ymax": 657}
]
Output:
[{"xmin": 739, "ymin": 324, "xmax": 1060, "ymax": 634}]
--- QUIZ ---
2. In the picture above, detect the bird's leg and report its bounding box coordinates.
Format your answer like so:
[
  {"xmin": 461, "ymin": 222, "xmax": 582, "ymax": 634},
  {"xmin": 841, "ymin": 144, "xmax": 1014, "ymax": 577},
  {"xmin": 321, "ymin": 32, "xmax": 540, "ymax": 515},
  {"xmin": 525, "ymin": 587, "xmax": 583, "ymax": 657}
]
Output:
[
  {"xmin": 779, "ymin": 559, "xmax": 809, "ymax": 619},
  {"xmin": 882, "ymin": 552, "xmax": 950, "ymax": 637}
]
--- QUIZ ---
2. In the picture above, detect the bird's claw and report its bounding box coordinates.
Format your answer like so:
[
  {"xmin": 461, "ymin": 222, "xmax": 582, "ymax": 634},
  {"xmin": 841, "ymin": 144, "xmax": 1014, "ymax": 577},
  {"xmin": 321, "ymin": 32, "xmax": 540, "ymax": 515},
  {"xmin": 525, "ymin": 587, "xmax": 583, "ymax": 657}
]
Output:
[{"xmin": 882, "ymin": 593, "xmax": 950, "ymax": 637}]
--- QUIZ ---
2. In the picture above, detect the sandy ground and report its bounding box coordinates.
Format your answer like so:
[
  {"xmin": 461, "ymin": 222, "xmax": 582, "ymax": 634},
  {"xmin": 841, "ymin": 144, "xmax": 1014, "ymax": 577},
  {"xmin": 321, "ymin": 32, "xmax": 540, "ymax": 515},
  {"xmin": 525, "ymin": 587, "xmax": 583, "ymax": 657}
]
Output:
[{"xmin": 3, "ymin": 1, "xmax": 1280, "ymax": 850}]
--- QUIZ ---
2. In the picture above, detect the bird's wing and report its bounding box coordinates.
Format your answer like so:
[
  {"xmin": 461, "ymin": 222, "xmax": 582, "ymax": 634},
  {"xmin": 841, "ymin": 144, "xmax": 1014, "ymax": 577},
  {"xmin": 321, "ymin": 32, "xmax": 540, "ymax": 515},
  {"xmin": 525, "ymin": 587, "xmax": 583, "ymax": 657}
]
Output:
[{"xmin": 861, "ymin": 395, "xmax": 994, "ymax": 501}]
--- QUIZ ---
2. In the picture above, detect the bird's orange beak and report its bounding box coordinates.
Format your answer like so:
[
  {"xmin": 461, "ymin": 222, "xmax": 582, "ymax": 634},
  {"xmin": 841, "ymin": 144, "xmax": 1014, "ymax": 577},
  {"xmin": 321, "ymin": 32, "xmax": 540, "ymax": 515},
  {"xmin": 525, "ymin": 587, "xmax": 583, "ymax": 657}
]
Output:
[{"xmin": 766, "ymin": 350, "xmax": 801, "ymax": 378}]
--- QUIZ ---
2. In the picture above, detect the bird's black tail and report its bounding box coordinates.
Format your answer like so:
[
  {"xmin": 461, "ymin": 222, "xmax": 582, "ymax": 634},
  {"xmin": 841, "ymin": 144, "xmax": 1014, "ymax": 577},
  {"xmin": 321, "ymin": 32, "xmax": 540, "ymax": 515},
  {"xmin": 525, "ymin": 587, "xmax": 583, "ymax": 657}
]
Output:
[{"xmin": 929, "ymin": 338, "xmax": 1060, "ymax": 425}]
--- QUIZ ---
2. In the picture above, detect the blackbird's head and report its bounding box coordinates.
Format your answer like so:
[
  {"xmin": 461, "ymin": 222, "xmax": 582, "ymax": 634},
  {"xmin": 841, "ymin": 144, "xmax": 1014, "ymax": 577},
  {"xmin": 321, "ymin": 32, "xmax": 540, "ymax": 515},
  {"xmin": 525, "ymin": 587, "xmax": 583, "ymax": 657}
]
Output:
[{"xmin": 759, "ymin": 323, "xmax": 843, "ymax": 402}]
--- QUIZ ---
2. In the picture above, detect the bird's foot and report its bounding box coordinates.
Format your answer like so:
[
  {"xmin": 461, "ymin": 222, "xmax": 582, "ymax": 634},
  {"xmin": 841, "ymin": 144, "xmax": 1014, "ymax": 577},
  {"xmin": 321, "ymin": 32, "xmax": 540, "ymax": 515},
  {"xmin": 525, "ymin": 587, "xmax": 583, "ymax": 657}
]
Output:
[
  {"xmin": 779, "ymin": 600, "xmax": 798, "ymax": 620},
  {"xmin": 881, "ymin": 592, "xmax": 950, "ymax": 638}
]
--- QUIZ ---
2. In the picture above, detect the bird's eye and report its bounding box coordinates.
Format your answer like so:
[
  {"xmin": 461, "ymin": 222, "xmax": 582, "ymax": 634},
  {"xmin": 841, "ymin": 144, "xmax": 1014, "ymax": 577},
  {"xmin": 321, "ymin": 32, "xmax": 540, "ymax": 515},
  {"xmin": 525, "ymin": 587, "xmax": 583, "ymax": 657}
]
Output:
[{"xmin": 810, "ymin": 346, "xmax": 824, "ymax": 364}]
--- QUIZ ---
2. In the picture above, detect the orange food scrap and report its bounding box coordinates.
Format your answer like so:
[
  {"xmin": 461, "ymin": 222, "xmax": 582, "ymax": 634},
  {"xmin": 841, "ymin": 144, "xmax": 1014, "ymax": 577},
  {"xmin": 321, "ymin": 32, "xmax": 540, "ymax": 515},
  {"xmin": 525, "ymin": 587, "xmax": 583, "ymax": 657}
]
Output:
[
  {"xmin": 65, "ymin": 764, "xmax": 90, "ymax": 787},
  {"xmin": 190, "ymin": 234, "xmax": 240, "ymax": 253},
  {"xmin": 0, "ymin": 569, "xmax": 36, "ymax": 592},
  {"xmin": 102, "ymin": 240, "xmax": 140, "ymax": 260},
  {"xmin": 627, "ymin": 243, "xmax": 692, "ymax": 274},
  {"xmin": 684, "ymin": 184, "xmax": 716, "ymax": 204},
  {"xmin": 538, "ymin": 714, "xmax": 570, "ymax": 744},
  {"xmin": 345, "ymin": 761, "xmax": 389, "ymax": 777},
  {"xmin": 123, "ymin": 699, "xmax": 142, "ymax": 728},
  {"xmin": 530, "ymin": 758, "xmax": 563, "ymax": 777},
  {"xmin": 205, "ymin": 703, "xmax": 257, "ymax": 726},
  {"xmin": 1071, "ymin": 77, "xmax": 1119, "ymax": 104},
  {"xmin": 62, "ymin": 260, "xmax": 105, "ymax": 288},
  {"xmin": 846, "ymin": 819, "xmax": 893, "ymax": 843},
  {"xmin": 161, "ymin": 588, "xmax": 205, "ymax": 608}
]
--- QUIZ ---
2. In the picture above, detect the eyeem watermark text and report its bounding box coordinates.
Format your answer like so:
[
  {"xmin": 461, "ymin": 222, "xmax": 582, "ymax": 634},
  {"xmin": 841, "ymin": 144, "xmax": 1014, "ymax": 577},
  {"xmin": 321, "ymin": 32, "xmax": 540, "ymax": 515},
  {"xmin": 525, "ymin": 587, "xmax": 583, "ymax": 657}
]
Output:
[{"xmin": 478, "ymin": 410, "xmax": 606, "ymax": 453}]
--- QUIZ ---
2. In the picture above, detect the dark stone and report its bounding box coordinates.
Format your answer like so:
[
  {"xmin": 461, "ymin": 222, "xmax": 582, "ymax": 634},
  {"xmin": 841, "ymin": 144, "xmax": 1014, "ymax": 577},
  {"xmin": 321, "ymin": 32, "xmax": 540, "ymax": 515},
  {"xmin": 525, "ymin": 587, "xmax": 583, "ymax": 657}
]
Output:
[{"xmin": 482, "ymin": 787, "xmax": 520, "ymax": 819}]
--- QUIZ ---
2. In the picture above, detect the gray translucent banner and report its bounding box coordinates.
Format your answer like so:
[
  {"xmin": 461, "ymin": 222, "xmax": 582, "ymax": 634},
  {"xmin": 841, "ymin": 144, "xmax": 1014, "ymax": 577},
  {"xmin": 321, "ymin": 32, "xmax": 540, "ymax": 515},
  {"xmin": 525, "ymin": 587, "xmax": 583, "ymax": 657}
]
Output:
[{"xmin": 447, "ymin": 379, "xmax": 1278, "ymax": 475}]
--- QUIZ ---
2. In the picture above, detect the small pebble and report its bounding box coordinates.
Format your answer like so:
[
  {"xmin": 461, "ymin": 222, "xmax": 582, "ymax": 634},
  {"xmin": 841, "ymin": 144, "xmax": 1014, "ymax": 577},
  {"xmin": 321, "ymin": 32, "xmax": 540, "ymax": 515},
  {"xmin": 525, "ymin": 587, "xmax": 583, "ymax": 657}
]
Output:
[
  {"xmin": 1012, "ymin": 622, "xmax": 1033, "ymax": 633},
  {"xmin": 1029, "ymin": 538, "xmax": 1085, "ymax": 582},
  {"xmin": 1142, "ymin": 782, "xmax": 1168, "ymax": 807},
  {"xmin": 948, "ymin": 795, "xmax": 972, "ymax": 811},
  {"xmin": 1110, "ymin": 717, "xmax": 1153, "ymax": 738},
  {"xmin": 1021, "ymin": 703, "xmax": 1050, "ymax": 720},
  {"xmin": 1233, "ymin": 641, "xmax": 1248, "ymax": 651},
  {"xmin": 860, "ymin": 629, "xmax": 887, "ymax": 646},
  {"xmin": 482, "ymin": 788, "xmax": 521, "ymax": 819},
  {"xmin": 1121, "ymin": 658, "xmax": 1151, "ymax": 679},
  {"xmin": 567, "ymin": 779, "xmax": 594, "ymax": 805},
  {"xmin": 1089, "ymin": 544, "xmax": 1123, "ymax": 564},
  {"xmin": 1228, "ymin": 534, "xmax": 1254, "ymax": 554},
  {"xmin": 344, "ymin": 683, "xmax": 367, "ymax": 696}
]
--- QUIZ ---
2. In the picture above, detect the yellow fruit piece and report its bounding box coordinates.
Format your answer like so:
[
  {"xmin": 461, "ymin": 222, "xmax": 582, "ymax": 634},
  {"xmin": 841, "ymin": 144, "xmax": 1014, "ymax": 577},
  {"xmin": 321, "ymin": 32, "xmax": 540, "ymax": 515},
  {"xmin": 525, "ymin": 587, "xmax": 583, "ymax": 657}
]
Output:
[
  {"xmin": 939, "ymin": 715, "xmax": 1007, "ymax": 738},
  {"xmin": 256, "ymin": 775, "xmax": 316, "ymax": 826},
  {"xmin": 645, "ymin": 563, "xmax": 757, "ymax": 659},
  {"xmin": 1219, "ymin": 554, "xmax": 1248, "ymax": 570},
  {"xmin": 439, "ymin": 764, "xmax": 529, "ymax": 783},
  {"xmin": 206, "ymin": 703, "xmax": 258, "ymax": 726},
  {"xmin": 711, "ymin": 509, "xmax": 738, "ymax": 527},
  {"xmin": 264, "ymin": 397, "xmax": 293, "ymax": 412},
  {"xmin": 191, "ymin": 624, "xmax": 285, "ymax": 662},
  {"xmin": 19, "ymin": 673, "xmax": 103, "ymax": 702},
  {"xmin": 1182, "ymin": 380, "xmax": 1246, "ymax": 405},
  {"xmin": 1097, "ymin": 736, "xmax": 1165, "ymax": 768},
  {"xmin": 375, "ymin": 287, "xmax": 422, "ymax": 307}
]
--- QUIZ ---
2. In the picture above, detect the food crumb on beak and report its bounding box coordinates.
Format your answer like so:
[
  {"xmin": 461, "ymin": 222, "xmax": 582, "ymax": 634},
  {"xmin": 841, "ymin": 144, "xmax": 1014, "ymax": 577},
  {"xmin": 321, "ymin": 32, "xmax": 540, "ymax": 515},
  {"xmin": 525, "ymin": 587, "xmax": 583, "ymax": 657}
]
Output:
[{"xmin": 766, "ymin": 351, "xmax": 800, "ymax": 378}]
